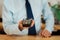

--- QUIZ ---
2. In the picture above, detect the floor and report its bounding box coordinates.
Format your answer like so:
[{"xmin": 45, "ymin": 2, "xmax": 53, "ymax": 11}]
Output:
[{"xmin": 0, "ymin": 34, "xmax": 60, "ymax": 40}]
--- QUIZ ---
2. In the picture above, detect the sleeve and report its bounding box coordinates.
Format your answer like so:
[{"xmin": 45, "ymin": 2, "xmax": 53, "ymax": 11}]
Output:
[
  {"xmin": 2, "ymin": 0, "xmax": 28, "ymax": 35},
  {"xmin": 42, "ymin": 0, "xmax": 54, "ymax": 33}
]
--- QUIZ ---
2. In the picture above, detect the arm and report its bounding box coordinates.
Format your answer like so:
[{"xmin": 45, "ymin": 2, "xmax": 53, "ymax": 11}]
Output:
[
  {"xmin": 2, "ymin": 0, "xmax": 28, "ymax": 35},
  {"xmin": 42, "ymin": 0, "xmax": 54, "ymax": 33}
]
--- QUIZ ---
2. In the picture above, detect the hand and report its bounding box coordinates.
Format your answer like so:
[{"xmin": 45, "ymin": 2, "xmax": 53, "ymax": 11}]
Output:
[
  {"xmin": 18, "ymin": 20, "xmax": 35, "ymax": 31},
  {"xmin": 30, "ymin": 19, "xmax": 35, "ymax": 27},
  {"xmin": 18, "ymin": 20, "xmax": 23, "ymax": 31},
  {"xmin": 39, "ymin": 30, "xmax": 51, "ymax": 38}
]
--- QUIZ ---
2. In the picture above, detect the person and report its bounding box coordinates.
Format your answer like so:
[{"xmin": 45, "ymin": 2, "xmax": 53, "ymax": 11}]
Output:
[{"xmin": 2, "ymin": 0, "xmax": 54, "ymax": 37}]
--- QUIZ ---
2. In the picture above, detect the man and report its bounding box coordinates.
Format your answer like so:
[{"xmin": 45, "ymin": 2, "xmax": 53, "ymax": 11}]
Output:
[{"xmin": 2, "ymin": 0, "xmax": 54, "ymax": 37}]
